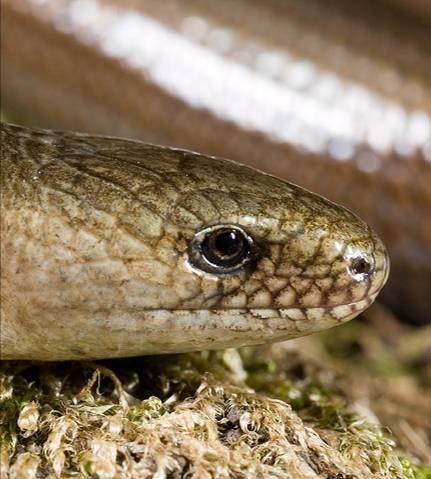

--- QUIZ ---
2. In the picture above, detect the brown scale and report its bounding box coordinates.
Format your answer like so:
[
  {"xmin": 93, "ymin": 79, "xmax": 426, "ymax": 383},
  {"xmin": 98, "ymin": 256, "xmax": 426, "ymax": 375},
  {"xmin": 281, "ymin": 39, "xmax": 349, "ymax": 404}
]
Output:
[
  {"xmin": 1, "ymin": 123, "xmax": 388, "ymax": 359},
  {"xmin": 1, "ymin": 0, "xmax": 430, "ymax": 322}
]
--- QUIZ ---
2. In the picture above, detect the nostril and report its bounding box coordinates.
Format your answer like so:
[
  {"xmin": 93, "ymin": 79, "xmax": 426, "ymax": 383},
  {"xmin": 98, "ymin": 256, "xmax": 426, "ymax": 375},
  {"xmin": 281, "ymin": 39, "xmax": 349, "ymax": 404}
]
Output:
[{"xmin": 349, "ymin": 256, "xmax": 373, "ymax": 277}]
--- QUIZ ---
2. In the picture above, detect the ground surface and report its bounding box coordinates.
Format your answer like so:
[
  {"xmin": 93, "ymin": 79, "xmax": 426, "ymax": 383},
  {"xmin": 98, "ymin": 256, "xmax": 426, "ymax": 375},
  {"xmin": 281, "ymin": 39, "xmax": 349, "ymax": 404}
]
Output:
[{"xmin": 1, "ymin": 304, "xmax": 430, "ymax": 479}]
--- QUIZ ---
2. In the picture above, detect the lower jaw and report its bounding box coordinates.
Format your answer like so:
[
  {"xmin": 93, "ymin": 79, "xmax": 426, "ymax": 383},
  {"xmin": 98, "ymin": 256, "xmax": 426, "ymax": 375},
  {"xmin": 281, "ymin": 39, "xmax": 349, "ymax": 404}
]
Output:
[{"xmin": 1, "ymin": 296, "xmax": 375, "ymax": 361}]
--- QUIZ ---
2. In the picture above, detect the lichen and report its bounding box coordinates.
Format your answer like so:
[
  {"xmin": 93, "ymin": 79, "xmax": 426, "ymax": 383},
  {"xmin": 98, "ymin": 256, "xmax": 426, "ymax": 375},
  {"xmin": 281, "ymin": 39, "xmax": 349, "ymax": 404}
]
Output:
[
  {"xmin": 1, "ymin": 306, "xmax": 430, "ymax": 478},
  {"xmin": 0, "ymin": 314, "xmax": 431, "ymax": 479}
]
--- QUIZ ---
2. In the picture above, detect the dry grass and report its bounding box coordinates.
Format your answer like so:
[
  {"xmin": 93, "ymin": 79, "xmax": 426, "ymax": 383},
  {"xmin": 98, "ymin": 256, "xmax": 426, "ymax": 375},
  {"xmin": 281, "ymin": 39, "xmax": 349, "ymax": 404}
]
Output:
[{"xmin": 1, "ymin": 305, "xmax": 430, "ymax": 478}]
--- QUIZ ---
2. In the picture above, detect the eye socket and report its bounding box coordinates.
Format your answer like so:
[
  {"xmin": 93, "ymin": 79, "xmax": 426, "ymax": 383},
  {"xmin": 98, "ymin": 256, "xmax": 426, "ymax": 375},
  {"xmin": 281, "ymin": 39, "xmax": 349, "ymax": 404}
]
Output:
[
  {"xmin": 188, "ymin": 224, "xmax": 260, "ymax": 275},
  {"xmin": 349, "ymin": 256, "xmax": 373, "ymax": 277}
]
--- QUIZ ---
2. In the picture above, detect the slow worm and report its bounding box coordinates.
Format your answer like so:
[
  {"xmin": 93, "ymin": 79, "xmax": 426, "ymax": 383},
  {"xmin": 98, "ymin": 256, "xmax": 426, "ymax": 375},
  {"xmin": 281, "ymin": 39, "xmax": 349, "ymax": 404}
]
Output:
[
  {"xmin": 0, "ymin": 122, "xmax": 389, "ymax": 359},
  {"xmin": 0, "ymin": 0, "xmax": 430, "ymax": 326}
]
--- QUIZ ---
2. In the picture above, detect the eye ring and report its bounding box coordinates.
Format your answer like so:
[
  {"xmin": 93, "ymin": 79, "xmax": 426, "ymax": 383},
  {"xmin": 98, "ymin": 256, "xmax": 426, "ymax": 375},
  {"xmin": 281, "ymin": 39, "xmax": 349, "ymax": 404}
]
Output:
[{"xmin": 188, "ymin": 224, "xmax": 260, "ymax": 276}]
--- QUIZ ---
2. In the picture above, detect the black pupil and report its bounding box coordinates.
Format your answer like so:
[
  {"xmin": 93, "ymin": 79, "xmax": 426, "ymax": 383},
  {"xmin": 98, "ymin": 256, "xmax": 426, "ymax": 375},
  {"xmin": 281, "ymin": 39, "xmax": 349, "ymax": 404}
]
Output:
[
  {"xmin": 202, "ymin": 228, "xmax": 248, "ymax": 267},
  {"xmin": 214, "ymin": 231, "xmax": 243, "ymax": 258}
]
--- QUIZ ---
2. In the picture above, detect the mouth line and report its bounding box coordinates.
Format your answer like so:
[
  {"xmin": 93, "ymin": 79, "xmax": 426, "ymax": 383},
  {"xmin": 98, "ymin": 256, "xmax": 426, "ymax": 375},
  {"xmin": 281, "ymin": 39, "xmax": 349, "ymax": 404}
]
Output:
[{"xmin": 145, "ymin": 295, "xmax": 376, "ymax": 314}]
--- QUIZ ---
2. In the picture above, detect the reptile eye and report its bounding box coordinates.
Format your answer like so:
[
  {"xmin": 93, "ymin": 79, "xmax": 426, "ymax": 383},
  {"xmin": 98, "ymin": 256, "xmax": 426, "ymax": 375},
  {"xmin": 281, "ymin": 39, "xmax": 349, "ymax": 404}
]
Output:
[
  {"xmin": 349, "ymin": 256, "xmax": 373, "ymax": 277},
  {"xmin": 202, "ymin": 228, "xmax": 248, "ymax": 266},
  {"xmin": 188, "ymin": 224, "xmax": 260, "ymax": 275}
]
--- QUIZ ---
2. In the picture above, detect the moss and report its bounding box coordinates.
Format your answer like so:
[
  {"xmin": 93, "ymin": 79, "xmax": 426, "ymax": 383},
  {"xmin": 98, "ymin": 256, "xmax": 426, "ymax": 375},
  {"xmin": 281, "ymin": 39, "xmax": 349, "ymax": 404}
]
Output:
[
  {"xmin": 1, "ymin": 306, "xmax": 430, "ymax": 478},
  {"xmin": 1, "ymin": 323, "xmax": 429, "ymax": 479},
  {"xmin": 403, "ymin": 462, "xmax": 431, "ymax": 479}
]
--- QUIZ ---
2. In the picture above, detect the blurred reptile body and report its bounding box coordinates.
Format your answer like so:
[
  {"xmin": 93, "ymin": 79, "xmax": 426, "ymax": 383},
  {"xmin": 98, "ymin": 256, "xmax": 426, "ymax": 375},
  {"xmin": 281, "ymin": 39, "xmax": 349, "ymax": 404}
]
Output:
[
  {"xmin": 1, "ymin": 123, "xmax": 389, "ymax": 359},
  {"xmin": 1, "ymin": 0, "xmax": 430, "ymax": 323}
]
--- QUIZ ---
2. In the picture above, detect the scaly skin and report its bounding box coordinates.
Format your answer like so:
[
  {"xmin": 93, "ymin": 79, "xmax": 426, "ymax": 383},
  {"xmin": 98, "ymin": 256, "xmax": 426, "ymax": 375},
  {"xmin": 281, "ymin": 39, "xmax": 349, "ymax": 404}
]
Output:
[
  {"xmin": 0, "ymin": 123, "xmax": 389, "ymax": 360},
  {"xmin": 0, "ymin": 0, "xmax": 430, "ymax": 323}
]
